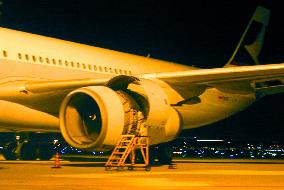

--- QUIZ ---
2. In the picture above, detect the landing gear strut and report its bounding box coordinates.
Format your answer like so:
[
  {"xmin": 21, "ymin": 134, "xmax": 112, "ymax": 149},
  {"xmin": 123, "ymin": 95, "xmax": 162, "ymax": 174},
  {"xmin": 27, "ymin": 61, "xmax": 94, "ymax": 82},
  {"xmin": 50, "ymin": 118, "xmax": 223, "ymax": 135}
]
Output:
[{"xmin": 150, "ymin": 143, "xmax": 173, "ymax": 165}]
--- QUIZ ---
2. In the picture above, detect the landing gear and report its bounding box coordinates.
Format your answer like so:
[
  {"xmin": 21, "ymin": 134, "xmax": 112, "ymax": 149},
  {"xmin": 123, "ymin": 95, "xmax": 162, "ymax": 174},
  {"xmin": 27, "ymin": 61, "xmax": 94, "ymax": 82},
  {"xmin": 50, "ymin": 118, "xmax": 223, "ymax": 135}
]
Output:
[
  {"xmin": 19, "ymin": 142, "xmax": 37, "ymax": 160},
  {"xmin": 2, "ymin": 142, "xmax": 17, "ymax": 160},
  {"xmin": 2, "ymin": 141, "xmax": 54, "ymax": 160},
  {"xmin": 157, "ymin": 143, "xmax": 173, "ymax": 165},
  {"xmin": 150, "ymin": 143, "xmax": 173, "ymax": 165}
]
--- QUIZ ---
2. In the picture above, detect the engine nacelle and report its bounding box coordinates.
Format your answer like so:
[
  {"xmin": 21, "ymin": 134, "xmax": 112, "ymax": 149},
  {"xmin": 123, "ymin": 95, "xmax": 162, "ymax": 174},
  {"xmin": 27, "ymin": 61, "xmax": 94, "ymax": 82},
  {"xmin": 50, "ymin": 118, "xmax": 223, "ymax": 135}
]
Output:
[{"xmin": 59, "ymin": 76, "xmax": 181, "ymax": 151}]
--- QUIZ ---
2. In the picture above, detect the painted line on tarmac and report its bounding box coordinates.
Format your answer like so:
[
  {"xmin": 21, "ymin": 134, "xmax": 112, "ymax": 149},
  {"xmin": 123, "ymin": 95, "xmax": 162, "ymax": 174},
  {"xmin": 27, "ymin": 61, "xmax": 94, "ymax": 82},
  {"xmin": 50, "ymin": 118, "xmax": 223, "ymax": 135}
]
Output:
[{"xmin": 46, "ymin": 170, "xmax": 284, "ymax": 179}]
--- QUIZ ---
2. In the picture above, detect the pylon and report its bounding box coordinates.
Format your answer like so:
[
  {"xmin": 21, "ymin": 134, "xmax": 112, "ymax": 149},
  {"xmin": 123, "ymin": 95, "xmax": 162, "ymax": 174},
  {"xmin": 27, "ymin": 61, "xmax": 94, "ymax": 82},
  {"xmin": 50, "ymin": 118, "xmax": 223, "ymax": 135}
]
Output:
[{"xmin": 52, "ymin": 152, "xmax": 61, "ymax": 168}]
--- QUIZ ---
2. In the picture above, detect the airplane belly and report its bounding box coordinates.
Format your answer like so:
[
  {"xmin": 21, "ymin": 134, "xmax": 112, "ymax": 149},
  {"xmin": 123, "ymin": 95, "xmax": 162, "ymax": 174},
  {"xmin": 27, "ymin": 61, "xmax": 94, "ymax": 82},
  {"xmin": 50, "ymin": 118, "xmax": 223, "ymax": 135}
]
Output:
[{"xmin": 0, "ymin": 100, "xmax": 59, "ymax": 131}]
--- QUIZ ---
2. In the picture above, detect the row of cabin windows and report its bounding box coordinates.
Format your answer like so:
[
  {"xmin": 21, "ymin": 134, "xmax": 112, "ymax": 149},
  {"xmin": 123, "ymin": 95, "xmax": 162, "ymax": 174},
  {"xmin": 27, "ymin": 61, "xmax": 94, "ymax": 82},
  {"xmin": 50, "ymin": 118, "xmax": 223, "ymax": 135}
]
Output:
[
  {"xmin": 1, "ymin": 50, "xmax": 132, "ymax": 75},
  {"xmin": 17, "ymin": 53, "xmax": 132, "ymax": 75}
]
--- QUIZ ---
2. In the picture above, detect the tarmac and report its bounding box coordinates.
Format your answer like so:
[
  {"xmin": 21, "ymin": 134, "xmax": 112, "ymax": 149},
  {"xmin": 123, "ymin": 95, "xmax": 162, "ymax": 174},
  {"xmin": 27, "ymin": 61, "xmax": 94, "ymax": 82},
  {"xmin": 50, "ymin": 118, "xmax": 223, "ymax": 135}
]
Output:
[{"xmin": 0, "ymin": 155, "xmax": 284, "ymax": 190}]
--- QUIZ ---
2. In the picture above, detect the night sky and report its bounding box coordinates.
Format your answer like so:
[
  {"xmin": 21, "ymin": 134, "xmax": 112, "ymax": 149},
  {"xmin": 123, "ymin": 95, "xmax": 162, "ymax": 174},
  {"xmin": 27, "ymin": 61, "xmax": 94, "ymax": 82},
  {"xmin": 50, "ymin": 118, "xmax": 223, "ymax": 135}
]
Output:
[{"xmin": 1, "ymin": 1, "xmax": 284, "ymax": 142}]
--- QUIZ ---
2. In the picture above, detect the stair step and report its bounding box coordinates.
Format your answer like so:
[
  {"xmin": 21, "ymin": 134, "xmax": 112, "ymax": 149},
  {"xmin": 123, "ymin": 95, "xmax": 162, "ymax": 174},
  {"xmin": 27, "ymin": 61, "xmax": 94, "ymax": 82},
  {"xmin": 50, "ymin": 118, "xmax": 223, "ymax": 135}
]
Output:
[{"xmin": 112, "ymin": 152, "xmax": 125, "ymax": 154}]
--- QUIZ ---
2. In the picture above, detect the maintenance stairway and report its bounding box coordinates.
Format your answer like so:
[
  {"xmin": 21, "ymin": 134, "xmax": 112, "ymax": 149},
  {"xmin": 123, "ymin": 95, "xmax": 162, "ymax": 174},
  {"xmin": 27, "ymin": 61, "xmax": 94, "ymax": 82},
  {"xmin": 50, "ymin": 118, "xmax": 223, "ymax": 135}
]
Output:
[{"xmin": 105, "ymin": 134, "xmax": 150, "ymax": 171}]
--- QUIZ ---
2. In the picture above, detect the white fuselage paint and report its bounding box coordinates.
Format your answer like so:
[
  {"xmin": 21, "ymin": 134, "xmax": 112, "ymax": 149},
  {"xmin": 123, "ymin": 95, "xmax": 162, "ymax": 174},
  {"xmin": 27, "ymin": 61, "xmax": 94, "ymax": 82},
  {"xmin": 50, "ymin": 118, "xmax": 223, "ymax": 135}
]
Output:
[{"xmin": 0, "ymin": 27, "xmax": 256, "ymax": 131}]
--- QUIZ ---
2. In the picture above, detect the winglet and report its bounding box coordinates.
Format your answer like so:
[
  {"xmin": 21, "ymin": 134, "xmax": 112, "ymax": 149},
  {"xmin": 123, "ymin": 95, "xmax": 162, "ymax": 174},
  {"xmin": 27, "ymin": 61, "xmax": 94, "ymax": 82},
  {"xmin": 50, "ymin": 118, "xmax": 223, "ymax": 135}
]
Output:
[{"xmin": 225, "ymin": 6, "xmax": 271, "ymax": 67}]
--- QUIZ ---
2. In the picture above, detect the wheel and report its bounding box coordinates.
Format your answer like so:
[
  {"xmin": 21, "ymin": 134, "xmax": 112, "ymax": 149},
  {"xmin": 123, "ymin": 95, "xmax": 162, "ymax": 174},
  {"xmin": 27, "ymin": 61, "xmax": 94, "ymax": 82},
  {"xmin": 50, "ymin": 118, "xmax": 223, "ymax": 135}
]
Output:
[
  {"xmin": 145, "ymin": 166, "xmax": 151, "ymax": 171},
  {"xmin": 2, "ymin": 142, "xmax": 17, "ymax": 160},
  {"xmin": 128, "ymin": 166, "xmax": 134, "ymax": 170}
]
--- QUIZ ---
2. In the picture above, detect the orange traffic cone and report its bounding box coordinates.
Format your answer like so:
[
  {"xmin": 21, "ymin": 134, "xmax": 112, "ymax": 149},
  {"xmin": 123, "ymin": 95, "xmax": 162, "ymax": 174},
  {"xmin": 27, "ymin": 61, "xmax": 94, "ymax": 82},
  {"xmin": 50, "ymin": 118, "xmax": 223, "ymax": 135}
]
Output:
[{"xmin": 52, "ymin": 152, "xmax": 61, "ymax": 168}]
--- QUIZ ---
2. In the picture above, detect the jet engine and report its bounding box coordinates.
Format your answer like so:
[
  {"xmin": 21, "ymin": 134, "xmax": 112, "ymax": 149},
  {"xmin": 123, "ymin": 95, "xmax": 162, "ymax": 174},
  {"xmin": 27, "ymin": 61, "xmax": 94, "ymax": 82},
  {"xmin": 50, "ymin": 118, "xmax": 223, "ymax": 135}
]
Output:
[{"xmin": 59, "ymin": 76, "xmax": 181, "ymax": 151}]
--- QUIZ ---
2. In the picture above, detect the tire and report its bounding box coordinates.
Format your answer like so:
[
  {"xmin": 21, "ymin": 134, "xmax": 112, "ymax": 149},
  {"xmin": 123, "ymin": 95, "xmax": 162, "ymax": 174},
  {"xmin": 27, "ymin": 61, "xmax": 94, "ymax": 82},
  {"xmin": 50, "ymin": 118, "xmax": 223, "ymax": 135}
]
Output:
[{"xmin": 145, "ymin": 166, "xmax": 151, "ymax": 171}]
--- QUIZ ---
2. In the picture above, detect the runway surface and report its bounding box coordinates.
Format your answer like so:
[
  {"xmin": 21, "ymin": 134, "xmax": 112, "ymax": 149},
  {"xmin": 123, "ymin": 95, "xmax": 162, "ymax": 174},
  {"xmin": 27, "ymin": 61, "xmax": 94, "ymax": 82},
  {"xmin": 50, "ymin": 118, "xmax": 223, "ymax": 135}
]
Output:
[{"xmin": 0, "ymin": 158, "xmax": 284, "ymax": 190}]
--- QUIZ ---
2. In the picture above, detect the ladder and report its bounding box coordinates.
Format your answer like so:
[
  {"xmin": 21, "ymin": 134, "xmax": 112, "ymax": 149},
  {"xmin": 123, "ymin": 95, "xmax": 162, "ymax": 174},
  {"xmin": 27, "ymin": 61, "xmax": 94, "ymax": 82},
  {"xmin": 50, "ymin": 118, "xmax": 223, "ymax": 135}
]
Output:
[{"xmin": 105, "ymin": 134, "xmax": 150, "ymax": 171}]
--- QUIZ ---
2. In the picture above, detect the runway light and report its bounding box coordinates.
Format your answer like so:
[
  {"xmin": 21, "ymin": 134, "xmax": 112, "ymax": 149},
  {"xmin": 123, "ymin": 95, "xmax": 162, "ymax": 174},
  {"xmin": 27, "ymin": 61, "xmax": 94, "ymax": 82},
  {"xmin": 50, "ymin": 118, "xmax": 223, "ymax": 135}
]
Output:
[{"xmin": 173, "ymin": 151, "xmax": 182, "ymax": 155}]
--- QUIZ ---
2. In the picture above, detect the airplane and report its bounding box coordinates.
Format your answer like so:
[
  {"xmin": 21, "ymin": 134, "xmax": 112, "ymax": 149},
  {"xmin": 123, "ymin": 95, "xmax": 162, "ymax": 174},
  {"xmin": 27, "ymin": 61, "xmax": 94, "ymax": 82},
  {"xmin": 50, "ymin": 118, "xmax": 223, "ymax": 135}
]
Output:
[{"xmin": 0, "ymin": 6, "xmax": 283, "ymax": 163}]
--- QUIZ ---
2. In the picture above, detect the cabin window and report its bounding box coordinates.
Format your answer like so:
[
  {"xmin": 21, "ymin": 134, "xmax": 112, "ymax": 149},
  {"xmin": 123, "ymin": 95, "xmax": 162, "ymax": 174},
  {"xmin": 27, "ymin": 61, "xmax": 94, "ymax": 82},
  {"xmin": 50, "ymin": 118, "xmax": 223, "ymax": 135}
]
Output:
[
  {"xmin": 94, "ymin": 65, "xmax": 97, "ymax": 71},
  {"xmin": 32, "ymin": 55, "xmax": 36, "ymax": 62},
  {"xmin": 39, "ymin": 56, "xmax": 43, "ymax": 63},
  {"xmin": 109, "ymin": 68, "xmax": 113, "ymax": 73},
  {"xmin": 71, "ymin": 62, "xmax": 74, "ymax": 67},
  {"xmin": 104, "ymin": 67, "xmax": 108, "ymax": 72},
  {"xmin": 2, "ymin": 50, "xmax": 7, "ymax": 57},
  {"xmin": 119, "ymin": 69, "xmax": 123, "ymax": 74},
  {"xmin": 114, "ymin": 68, "xmax": 118, "ymax": 74},
  {"xmin": 58, "ymin": 59, "xmax": 62, "ymax": 65},
  {"xmin": 25, "ymin": 54, "xmax": 29, "ymax": 61},
  {"xmin": 99, "ymin": 66, "xmax": 102, "ymax": 72},
  {"xmin": 129, "ymin": 70, "xmax": 132, "ymax": 75},
  {"xmin": 46, "ymin": 58, "xmax": 50, "ymax": 64},
  {"xmin": 124, "ymin": 70, "xmax": 128, "ymax": 75},
  {"xmin": 77, "ymin": 62, "xmax": 80, "ymax": 68},
  {"xmin": 88, "ymin": 64, "xmax": 92, "ymax": 70},
  {"xmin": 18, "ymin": 53, "xmax": 22, "ymax": 59},
  {"xmin": 82, "ymin": 63, "xmax": 86, "ymax": 69},
  {"xmin": 65, "ymin": 60, "xmax": 69, "ymax": 66},
  {"xmin": 52, "ymin": 59, "xmax": 56, "ymax": 65}
]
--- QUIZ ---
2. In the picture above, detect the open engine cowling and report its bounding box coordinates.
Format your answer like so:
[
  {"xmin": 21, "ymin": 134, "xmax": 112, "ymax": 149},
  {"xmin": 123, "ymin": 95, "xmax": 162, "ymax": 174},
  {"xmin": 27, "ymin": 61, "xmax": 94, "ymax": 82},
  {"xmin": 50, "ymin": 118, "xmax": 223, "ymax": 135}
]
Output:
[{"xmin": 59, "ymin": 76, "xmax": 181, "ymax": 151}]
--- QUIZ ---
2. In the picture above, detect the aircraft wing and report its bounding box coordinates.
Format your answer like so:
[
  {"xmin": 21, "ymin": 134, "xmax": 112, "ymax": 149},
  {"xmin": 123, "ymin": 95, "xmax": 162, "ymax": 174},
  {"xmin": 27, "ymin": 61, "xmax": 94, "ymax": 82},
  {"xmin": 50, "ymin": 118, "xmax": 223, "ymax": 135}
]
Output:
[
  {"xmin": 142, "ymin": 63, "xmax": 284, "ymax": 97},
  {"xmin": 11, "ymin": 63, "xmax": 284, "ymax": 100}
]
